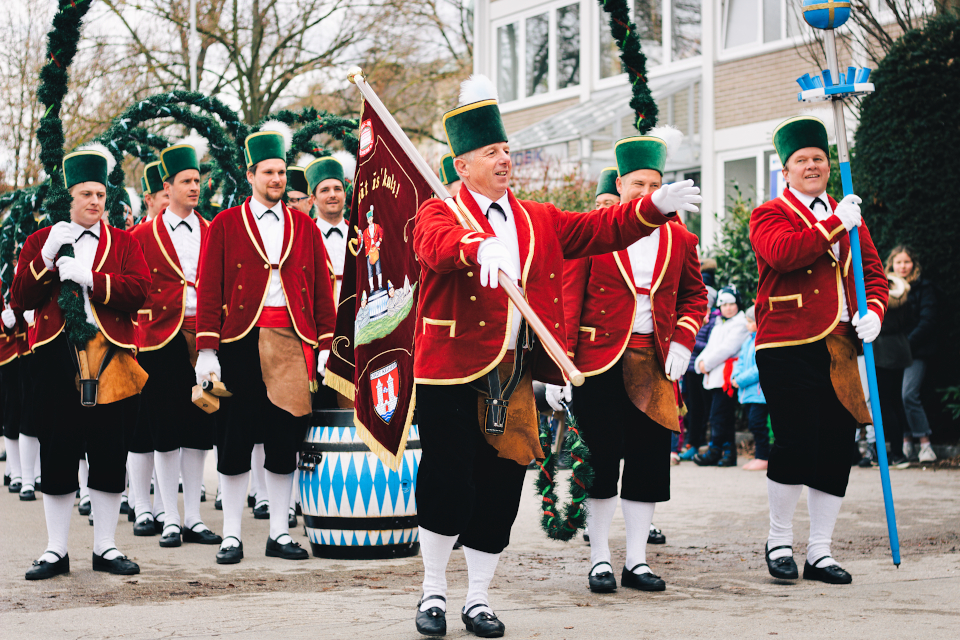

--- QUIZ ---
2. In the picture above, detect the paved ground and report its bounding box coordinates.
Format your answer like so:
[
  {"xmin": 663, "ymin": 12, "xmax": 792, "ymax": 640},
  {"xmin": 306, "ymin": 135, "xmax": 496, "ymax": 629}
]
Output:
[{"xmin": 0, "ymin": 455, "xmax": 958, "ymax": 639}]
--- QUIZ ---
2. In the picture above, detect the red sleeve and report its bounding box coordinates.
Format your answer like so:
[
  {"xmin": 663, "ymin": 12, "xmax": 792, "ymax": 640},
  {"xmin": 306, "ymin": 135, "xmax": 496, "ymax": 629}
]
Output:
[
  {"xmin": 551, "ymin": 194, "xmax": 672, "ymax": 260},
  {"xmin": 750, "ymin": 202, "xmax": 840, "ymax": 273},
  {"xmin": 196, "ymin": 217, "xmax": 226, "ymax": 351},
  {"xmin": 857, "ymin": 221, "xmax": 888, "ymax": 323},
  {"xmin": 90, "ymin": 235, "xmax": 150, "ymax": 313},
  {"xmin": 11, "ymin": 230, "xmax": 55, "ymax": 311},
  {"xmin": 671, "ymin": 233, "xmax": 708, "ymax": 350},
  {"xmin": 311, "ymin": 223, "xmax": 336, "ymax": 350},
  {"xmin": 561, "ymin": 257, "xmax": 589, "ymax": 358},
  {"xmin": 413, "ymin": 199, "xmax": 493, "ymax": 273}
]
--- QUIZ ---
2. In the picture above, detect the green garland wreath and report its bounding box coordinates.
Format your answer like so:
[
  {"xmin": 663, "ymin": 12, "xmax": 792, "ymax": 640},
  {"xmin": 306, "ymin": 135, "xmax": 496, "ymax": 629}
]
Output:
[
  {"xmin": 598, "ymin": 0, "xmax": 659, "ymax": 133},
  {"xmin": 534, "ymin": 408, "xmax": 595, "ymax": 541}
]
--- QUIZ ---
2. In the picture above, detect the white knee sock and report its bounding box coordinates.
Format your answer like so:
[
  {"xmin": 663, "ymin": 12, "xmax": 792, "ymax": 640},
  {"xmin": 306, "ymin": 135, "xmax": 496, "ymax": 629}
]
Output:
[
  {"xmin": 418, "ymin": 527, "xmax": 457, "ymax": 612},
  {"xmin": 19, "ymin": 434, "xmax": 39, "ymax": 491},
  {"xmin": 767, "ymin": 479, "xmax": 803, "ymax": 561},
  {"xmin": 39, "ymin": 492, "xmax": 74, "ymax": 563},
  {"xmin": 152, "ymin": 469, "xmax": 165, "ymax": 522},
  {"xmin": 585, "ymin": 497, "xmax": 617, "ymax": 574},
  {"xmin": 220, "ymin": 471, "xmax": 249, "ymax": 549},
  {"xmin": 4, "ymin": 437, "xmax": 21, "ymax": 482},
  {"xmin": 78, "ymin": 458, "xmax": 90, "ymax": 503},
  {"xmin": 250, "ymin": 444, "xmax": 266, "ymax": 501},
  {"xmin": 463, "ymin": 546, "xmax": 500, "ymax": 616},
  {"xmin": 807, "ymin": 488, "xmax": 843, "ymax": 568},
  {"xmin": 181, "ymin": 448, "xmax": 206, "ymax": 530},
  {"xmin": 154, "ymin": 449, "xmax": 182, "ymax": 530},
  {"xmin": 264, "ymin": 470, "xmax": 294, "ymax": 541},
  {"xmin": 128, "ymin": 452, "xmax": 155, "ymax": 521},
  {"xmin": 290, "ymin": 464, "xmax": 299, "ymax": 511},
  {"xmin": 622, "ymin": 499, "xmax": 656, "ymax": 574},
  {"xmin": 89, "ymin": 489, "xmax": 123, "ymax": 559}
]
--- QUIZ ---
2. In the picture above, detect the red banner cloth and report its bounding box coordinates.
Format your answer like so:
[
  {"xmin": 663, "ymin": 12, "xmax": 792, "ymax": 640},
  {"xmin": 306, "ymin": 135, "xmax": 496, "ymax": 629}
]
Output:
[{"xmin": 324, "ymin": 101, "xmax": 432, "ymax": 470}]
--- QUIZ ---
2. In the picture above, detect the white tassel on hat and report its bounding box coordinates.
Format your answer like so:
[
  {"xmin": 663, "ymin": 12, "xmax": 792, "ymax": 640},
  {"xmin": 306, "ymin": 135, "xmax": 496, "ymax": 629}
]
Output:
[
  {"xmin": 77, "ymin": 142, "xmax": 117, "ymax": 175},
  {"xmin": 331, "ymin": 151, "xmax": 356, "ymax": 181},
  {"xmin": 259, "ymin": 120, "xmax": 293, "ymax": 154},
  {"xmin": 458, "ymin": 74, "xmax": 498, "ymax": 106},
  {"xmin": 174, "ymin": 133, "xmax": 209, "ymax": 162},
  {"xmin": 649, "ymin": 125, "xmax": 683, "ymax": 160},
  {"xmin": 295, "ymin": 153, "xmax": 316, "ymax": 168}
]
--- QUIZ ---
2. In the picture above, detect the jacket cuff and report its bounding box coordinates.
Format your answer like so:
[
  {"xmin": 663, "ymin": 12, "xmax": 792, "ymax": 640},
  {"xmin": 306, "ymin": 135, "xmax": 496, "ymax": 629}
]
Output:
[
  {"xmin": 91, "ymin": 272, "xmax": 111, "ymax": 306},
  {"xmin": 196, "ymin": 332, "xmax": 221, "ymax": 351},
  {"xmin": 866, "ymin": 298, "xmax": 886, "ymax": 324},
  {"xmin": 457, "ymin": 231, "xmax": 490, "ymax": 268},
  {"xmin": 317, "ymin": 333, "xmax": 333, "ymax": 352},
  {"xmin": 815, "ymin": 215, "xmax": 846, "ymax": 243},
  {"xmin": 635, "ymin": 194, "xmax": 673, "ymax": 228},
  {"xmin": 671, "ymin": 324, "xmax": 698, "ymax": 352}
]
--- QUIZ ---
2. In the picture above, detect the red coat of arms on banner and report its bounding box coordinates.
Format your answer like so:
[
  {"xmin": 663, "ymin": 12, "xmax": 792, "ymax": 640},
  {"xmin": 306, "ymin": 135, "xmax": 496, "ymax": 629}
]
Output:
[{"xmin": 369, "ymin": 361, "xmax": 400, "ymax": 423}]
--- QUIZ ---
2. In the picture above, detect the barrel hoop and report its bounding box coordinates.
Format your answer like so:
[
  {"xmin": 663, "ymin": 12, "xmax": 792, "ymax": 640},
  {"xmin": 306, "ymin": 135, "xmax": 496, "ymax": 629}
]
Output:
[
  {"xmin": 303, "ymin": 514, "xmax": 418, "ymax": 530},
  {"xmin": 302, "ymin": 441, "xmax": 421, "ymax": 453}
]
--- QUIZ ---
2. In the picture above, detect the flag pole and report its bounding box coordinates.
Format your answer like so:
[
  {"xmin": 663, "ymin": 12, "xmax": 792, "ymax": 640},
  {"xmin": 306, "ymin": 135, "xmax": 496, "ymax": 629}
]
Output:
[{"xmin": 348, "ymin": 67, "xmax": 585, "ymax": 386}]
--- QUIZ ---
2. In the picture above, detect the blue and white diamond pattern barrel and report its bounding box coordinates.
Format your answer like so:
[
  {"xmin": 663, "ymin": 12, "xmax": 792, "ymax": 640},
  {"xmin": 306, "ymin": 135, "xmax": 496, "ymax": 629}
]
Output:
[{"xmin": 299, "ymin": 409, "xmax": 421, "ymax": 559}]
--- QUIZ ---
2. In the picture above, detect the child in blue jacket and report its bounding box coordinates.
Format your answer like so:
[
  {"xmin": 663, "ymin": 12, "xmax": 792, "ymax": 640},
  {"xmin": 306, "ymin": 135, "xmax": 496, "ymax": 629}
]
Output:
[{"xmin": 731, "ymin": 306, "xmax": 769, "ymax": 470}]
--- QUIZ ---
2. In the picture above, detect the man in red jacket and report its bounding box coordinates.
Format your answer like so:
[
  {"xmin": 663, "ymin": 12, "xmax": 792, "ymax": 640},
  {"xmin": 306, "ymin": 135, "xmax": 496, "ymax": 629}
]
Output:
[
  {"xmin": 553, "ymin": 130, "xmax": 707, "ymax": 594},
  {"xmin": 195, "ymin": 123, "xmax": 336, "ymax": 565},
  {"xmin": 750, "ymin": 116, "xmax": 887, "ymax": 585},
  {"xmin": 410, "ymin": 76, "xmax": 702, "ymax": 638},
  {"xmin": 130, "ymin": 138, "xmax": 221, "ymax": 549},
  {"xmin": 13, "ymin": 145, "xmax": 150, "ymax": 580}
]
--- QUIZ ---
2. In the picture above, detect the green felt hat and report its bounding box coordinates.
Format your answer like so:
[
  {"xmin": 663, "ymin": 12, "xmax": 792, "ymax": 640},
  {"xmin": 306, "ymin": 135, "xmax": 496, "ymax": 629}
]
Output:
[
  {"xmin": 244, "ymin": 131, "xmax": 286, "ymax": 167},
  {"xmin": 286, "ymin": 166, "xmax": 309, "ymax": 194},
  {"xmin": 442, "ymin": 100, "xmax": 508, "ymax": 157},
  {"xmin": 439, "ymin": 152, "xmax": 458, "ymax": 185},
  {"xmin": 595, "ymin": 167, "xmax": 619, "ymax": 198},
  {"xmin": 160, "ymin": 144, "xmax": 200, "ymax": 182},
  {"xmin": 140, "ymin": 161, "xmax": 164, "ymax": 195},
  {"xmin": 63, "ymin": 150, "xmax": 109, "ymax": 189},
  {"xmin": 773, "ymin": 116, "xmax": 829, "ymax": 166},
  {"xmin": 615, "ymin": 136, "xmax": 668, "ymax": 177},
  {"xmin": 305, "ymin": 156, "xmax": 344, "ymax": 195}
]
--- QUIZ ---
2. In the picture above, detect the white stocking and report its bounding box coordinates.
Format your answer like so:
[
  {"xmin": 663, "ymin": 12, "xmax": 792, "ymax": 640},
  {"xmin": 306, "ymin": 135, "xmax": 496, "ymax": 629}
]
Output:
[
  {"xmin": 180, "ymin": 448, "xmax": 206, "ymax": 530},
  {"xmin": 89, "ymin": 489, "xmax": 123, "ymax": 559},
  {"xmin": 154, "ymin": 449, "xmax": 182, "ymax": 530},
  {"xmin": 622, "ymin": 499, "xmax": 656, "ymax": 574},
  {"xmin": 767, "ymin": 478, "xmax": 803, "ymax": 560},
  {"xmin": 418, "ymin": 527, "xmax": 457, "ymax": 612},
  {"xmin": 585, "ymin": 497, "xmax": 617, "ymax": 574},
  {"xmin": 463, "ymin": 546, "xmax": 500, "ymax": 616},
  {"xmin": 4, "ymin": 437, "xmax": 21, "ymax": 483},
  {"xmin": 219, "ymin": 471, "xmax": 249, "ymax": 549},
  {"xmin": 128, "ymin": 452, "xmax": 155, "ymax": 521},
  {"xmin": 807, "ymin": 487, "xmax": 843, "ymax": 568},
  {"xmin": 19, "ymin": 434, "xmax": 39, "ymax": 491},
  {"xmin": 265, "ymin": 470, "xmax": 294, "ymax": 541},
  {"xmin": 38, "ymin": 492, "xmax": 73, "ymax": 563}
]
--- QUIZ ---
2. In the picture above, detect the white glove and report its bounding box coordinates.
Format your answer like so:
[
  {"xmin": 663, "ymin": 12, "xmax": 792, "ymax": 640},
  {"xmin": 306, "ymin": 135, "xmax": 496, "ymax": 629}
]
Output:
[
  {"xmin": 665, "ymin": 342, "xmax": 692, "ymax": 382},
  {"xmin": 23, "ymin": 310, "xmax": 35, "ymax": 324},
  {"xmin": 651, "ymin": 179, "xmax": 702, "ymax": 214},
  {"xmin": 476, "ymin": 238, "xmax": 520, "ymax": 290},
  {"xmin": 851, "ymin": 310, "xmax": 881, "ymax": 343},
  {"xmin": 41, "ymin": 221, "xmax": 75, "ymax": 263},
  {"xmin": 834, "ymin": 194, "xmax": 863, "ymax": 231},
  {"xmin": 545, "ymin": 382, "xmax": 572, "ymax": 412},
  {"xmin": 317, "ymin": 349, "xmax": 331, "ymax": 383},
  {"xmin": 55, "ymin": 256, "xmax": 94, "ymax": 289},
  {"xmin": 195, "ymin": 348, "xmax": 221, "ymax": 385},
  {"xmin": 1, "ymin": 309, "xmax": 15, "ymax": 329}
]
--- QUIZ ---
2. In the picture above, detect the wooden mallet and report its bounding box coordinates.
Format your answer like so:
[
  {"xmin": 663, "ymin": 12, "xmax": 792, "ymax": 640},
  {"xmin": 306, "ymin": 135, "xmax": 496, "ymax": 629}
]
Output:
[{"xmin": 191, "ymin": 373, "xmax": 232, "ymax": 414}]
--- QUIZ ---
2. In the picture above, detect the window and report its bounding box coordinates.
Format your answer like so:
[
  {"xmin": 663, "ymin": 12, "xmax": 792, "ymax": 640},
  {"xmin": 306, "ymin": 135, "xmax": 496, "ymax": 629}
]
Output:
[
  {"xmin": 526, "ymin": 13, "xmax": 550, "ymax": 97},
  {"xmin": 673, "ymin": 0, "xmax": 702, "ymax": 60},
  {"xmin": 635, "ymin": 0, "xmax": 664, "ymax": 67},
  {"xmin": 598, "ymin": 0, "xmax": 701, "ymax": 81},
  {"xmin": 557, "ymin": 4, "xmax": 580, "ymax": 89},
  {"xmin": 497, "ymin": 23, "xmax": 519, "ymax": 103},
  {"xmin": 723, "ymin": 0, "xmax": 802, "ymax": 52},
  {"xmin": 724, "ymin": 157, "xmax": 757, "ymax": 209}
]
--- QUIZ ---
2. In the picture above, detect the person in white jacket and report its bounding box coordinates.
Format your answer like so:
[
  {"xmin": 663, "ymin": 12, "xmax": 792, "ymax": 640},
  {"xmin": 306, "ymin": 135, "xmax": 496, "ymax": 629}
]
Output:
[{"xmin": 693, "ymin": 286, "xmax": 750, "ymax": 466}]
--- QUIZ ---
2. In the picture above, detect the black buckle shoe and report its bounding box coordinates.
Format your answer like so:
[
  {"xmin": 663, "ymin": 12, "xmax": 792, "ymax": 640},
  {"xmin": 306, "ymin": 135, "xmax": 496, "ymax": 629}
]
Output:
[
  {"xmin": 25, "ymin": 552, "xmax": 70, "ymax": 580},
  {"xmin": 765, "ymin": 543, "xmax": 798, "ymax": 580},
  {"xmin": 19, "ymin": 487, "xmax": 36, "ymax": 501},
  {"xmin": 265, "ymin": 535, "xmax": 308, "ymax": 560},
  {"xmin": 253, "ymin": 501, "xmax": 270, "ymax": 519},
  {"xmin": 803, "ymin": 557, "xmax": 852, "ymax": 584},
  {"xmin": 247, "ymin": 495, "xmax": 256, "ymax": 508},
  {"xmin": 133, "ymin": 516, "xmax": 157, "ymax": 537},
  {"xmin": 693, "ymin": 447, "xmax": 723, "ymax": 466},
  {"xmin": 647, "ymin": 525, "xmax": 666, "ymax": 545},
  {"xmin": 216, "ymin": 537, "xmax": 244, "ymax": 564},
  {"xmin": 92, "ymin": 549, "xmax": 140, "ymax": 575},
  {"xmin": 78, "ymin": 498, "xmax": 91, "ymax": 516},
  {"xmin": 415, "ymin": 595, "xmax": 447, "ymax": 637},
  {"xmin": 8, "ymin": 480, "xmax": 22, "ymax": 493},
  {"xmin": 183, "ymin": 523, "xmax": 223, "ymax": 545},
  {"xmin": 621, "ymin": 564, "xmax": 666, "ymax": 591},
  {"xmin": 461, "ymin": 604, "xmax": 505, "ymax": 638},
  {"xmin": 159, "ymin": 524, "xmax": 182, "ymax": 547},
  {"xmin": 588, "ymin": 561, "xmax": 617, "ymax": 593},
  {"xmin": 119, "ymin": 499, "xmax": 131, "ymax": 515},
  {"xmin": 127, "ymin": 507, "xmax": 136, "ymax": 522},
  {"xmin": 288, "ymin": 511, "xmax": 298, "ymax": 529},
  {"xmin": 214, "ymin": 496, "xmax": 222, "ymax": 510},
  {"xmin": 153, "ymin": 514, "xmax": 165, "ymax": 535}
]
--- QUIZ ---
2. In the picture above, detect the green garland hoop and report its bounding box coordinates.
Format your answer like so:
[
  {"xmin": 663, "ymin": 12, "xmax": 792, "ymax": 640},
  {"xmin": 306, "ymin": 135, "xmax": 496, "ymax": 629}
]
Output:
[
  {"xmin": 534, "ymin": 409, "xmax": 595, "ymax": 541},
  {"xmin": 598, "ymin": 0, "xmax": 659, "ymax": 133}
]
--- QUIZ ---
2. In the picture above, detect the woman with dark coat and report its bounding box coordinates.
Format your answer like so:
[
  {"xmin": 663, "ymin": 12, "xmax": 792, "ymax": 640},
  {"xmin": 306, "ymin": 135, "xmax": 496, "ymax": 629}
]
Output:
[{"xmin": 871, "ymin": 272, "xmax": 912, "ymax": 467}]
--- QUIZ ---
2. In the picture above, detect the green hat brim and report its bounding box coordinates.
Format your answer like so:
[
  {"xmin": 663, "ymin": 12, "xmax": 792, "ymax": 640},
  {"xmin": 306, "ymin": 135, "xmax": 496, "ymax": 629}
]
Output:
[
  {"xmin": 615, "ymin": 137, "xmax": 667, "ymax": 177},
  {"xmin": 286, "ymin": 167, "xmax": 309, "ymax": 194},
  {"xmin": 305, "ymin": 157, "xmax": 344, "ymax": 195},
  {"xmin": 160, "ymin": 145, "xmax": 200, "ymax": 183},
  {"xmin": 443, "ymin": 100, "xmax": 508, "ymax": 157},
  {"xmin": 245, "ymin": 131, "xmax": 286, "ymax": 167},
  {"xmin": 63, "ymin": 151, "xmax": 108, "ymax": 189},
  {"xmin": 596, "ymin": 167, "xmax": 620, "ymax": 198},
  {"xmin": 773, "ymin": 116, "xmax": 829, "ymax": 166},
  {"xmin": 142, "ymin": 161, "xmax": 164, "ymax": 194},
  {"xmin": 439, "ymin": 153, "xmax": 458, "ymax": 185}
]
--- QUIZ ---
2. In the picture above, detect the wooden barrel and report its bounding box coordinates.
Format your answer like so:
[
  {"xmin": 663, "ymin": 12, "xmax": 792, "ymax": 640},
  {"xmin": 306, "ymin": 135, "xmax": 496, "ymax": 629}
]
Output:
[{"xmin": 298, "ymin": 409, "xmax": 420, "ymax": 559}]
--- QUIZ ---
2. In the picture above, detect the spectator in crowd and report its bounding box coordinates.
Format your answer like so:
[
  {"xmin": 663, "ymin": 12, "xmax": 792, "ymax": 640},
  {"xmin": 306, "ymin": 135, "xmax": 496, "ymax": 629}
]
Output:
[
  {"xmin": 700, "ymin": 257, "xmax": 717, "ymax": 289},
  {"xmin": 679, "ymin": 285, "xmax": 717, "ymax": 460},
  {"xmin": 731, "ymin": 306, "xmax": 768, "ymax": 470},
  {"xmin": 693, "ymin": 286, "xmax": 749, "ymax": 467},
  {"xmin": 888, "ymin": 246, "xmax": 937, "ymax": 463}
]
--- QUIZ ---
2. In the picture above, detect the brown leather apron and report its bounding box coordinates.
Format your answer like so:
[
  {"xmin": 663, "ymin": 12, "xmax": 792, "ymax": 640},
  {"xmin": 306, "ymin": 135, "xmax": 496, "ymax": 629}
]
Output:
[
  {"xmin": 477, "ymin": 363, "xmax": 542, "ymax": 465},
  {"xmin": 825, "ymin": 330, "xmax": 872, "ymax": 425},
  {"xmin": 259, "ymin": 326, "xmax": 313, "ymax": 418},
  {"xmin": 621, "ymin": 341, "xmax": 680, "ymax": 432},
  {"xmin": 75, "ymin": 333, "xmax": 148, "ymax": 404}
]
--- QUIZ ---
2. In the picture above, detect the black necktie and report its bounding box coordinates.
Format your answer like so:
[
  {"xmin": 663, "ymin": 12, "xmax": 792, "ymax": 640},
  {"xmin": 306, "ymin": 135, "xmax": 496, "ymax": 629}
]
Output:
[
  {"xmin": 261, "ymin": 209, "xmax": 278, "ymax": 221},
  {"xmin": 324, "ymin": 227, "xmax": 343, "ymax": 239},
  {"xmin": 811, "ymin": 197, "xmax": 827, "ymax": 213},
  {"xmin": 170, "ymin": 220, "xmax": 192, "ymax": 233},
  {"xmin": 486, "ymin": 203, "xmax": 506, "ymax": 222},
  {"xmin": 76, "ymin": 230, "xmax": 98, "ymax": 242}
]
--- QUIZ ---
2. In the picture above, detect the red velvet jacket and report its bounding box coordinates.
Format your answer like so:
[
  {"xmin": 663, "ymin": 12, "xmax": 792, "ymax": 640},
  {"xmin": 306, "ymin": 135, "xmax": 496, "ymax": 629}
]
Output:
[
  {"xmin": 196, "ymin": 198, "xmax": 336, "ymax": 351},
  {"xmin": 11, "ymin": 224, "xmax": 151, "ymax": 351},
  {"xmin": 563, "ymin": 220, "xmax": 707, "ymax": 376},
  {"xmin": 0, "ymin": 314, "xmax": 19, "ymax": 365},
  {"xmin": 130, "ymin": 211, "xmax": 210, "ymax": 351},
  {"xmin": 750, "ymin": 189, "xmax": 888, "ymax": 350},
  {"xmin": 412, "ymin": 188, "xmax": 673, "ymax": 386}
]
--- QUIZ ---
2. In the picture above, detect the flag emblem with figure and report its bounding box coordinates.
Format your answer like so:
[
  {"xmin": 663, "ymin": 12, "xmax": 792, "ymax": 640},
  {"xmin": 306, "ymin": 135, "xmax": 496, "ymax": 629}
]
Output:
[{"xmin": 325, "ymin": 100, "xmax": 431, "ymax": 471}]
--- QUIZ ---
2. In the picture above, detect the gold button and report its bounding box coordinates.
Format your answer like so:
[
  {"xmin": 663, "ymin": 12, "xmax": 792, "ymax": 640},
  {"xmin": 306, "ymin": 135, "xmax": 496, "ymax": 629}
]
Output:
[
  {"xmin": 672, "ymin": 291, "xmax": 676, "ymax": 295},
  {"xmin": 479, "ymin": 321, "xmax": 485, "ymax": 326},
  {"xmin": 157, "ymin": 288, "xmax": 161, "ymax": 292},
  {"xmin": 467, "ymin": 271, "xmax": 474, "ymax": 277},
  {"xmin": 549, "ymin": 273, "xmax": 555, "ymax": 279},
  {"xmin": 302, "ymin": 266, "xmax": 306, "ymax": 270},
  {"xmin": 44, "ymin": 315, "xmax": 49, "ymax": 320},
  {"xmin": 238, "ymin": 285, "xmax": 242, "ymax": 290},
  {"xmin": 116, "ymin": 317, "xmax": 121, "ymax": 322},
  {"xmin": 301, "ymin": 288, "xmax": 306, "ymax": 293},
  {"xmin": 553, "ymin": 298, "xmax": 558, "ymax": 303},
  {"xmin": 301, "ymin": 307, "xmax": 306, "ymax": 312},
  {"xmin": 600, "ymin": 288, "xmax": 605, "ymax": 293},
  {"xmin": 807, "ymin": 270, "xmax": 813, "ymax": 274},
  {"xmin": 604, "ymin": 332, "xmax": 610, "ymax": 337},
  {"xmin": 263, "ymin": 264, "xmax": 269, "ymax": 269},
  {"xmin": 832, "ymin": 262, "xmax": 837, "ymax": 267},
  {"xmin": 162, "ymin": 306, "xmax": 167, "ymax": 310},
  {"xmin": 600, "ymin": 310, "xmax": 606, "ymax": 315},
  {"xmin": 239, "ymin": 305, "xmax": 244, "ymax": 310},
  {"xmin": 814, "ymin": 289, "xmax": 820, "ymax": 294},
  {"xmin": 237, "ymin": 263, "xmax": 242, "ymax": 268},
  {"xmin": 664, "ymin": 337, "xmax": 669, "ymax": 342},
  {"xmin": 470, "ymin": 296, "xmax": 476, "ymax": 301},
  {"xmin": 153, "ymin": 268, "xmax": 158, "ymax": 273},
  {"xmin": 180, "ymin": 279, "xmax": 185, "ymax": 285},
  {"xmin": 554, "ymin": 323, "xmax": 560, "ymax": 329}
]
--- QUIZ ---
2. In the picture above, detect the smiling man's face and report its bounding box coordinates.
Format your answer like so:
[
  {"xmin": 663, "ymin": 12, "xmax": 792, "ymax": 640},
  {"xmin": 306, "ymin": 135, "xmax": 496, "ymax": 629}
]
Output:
[{"xmin": 783, "ymin": 147, "xmax": 830, "ymax": 197}]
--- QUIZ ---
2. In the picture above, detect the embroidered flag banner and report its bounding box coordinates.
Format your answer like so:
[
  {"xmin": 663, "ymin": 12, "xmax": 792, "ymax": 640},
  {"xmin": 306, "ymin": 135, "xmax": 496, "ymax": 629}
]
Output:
[{"xmin": 325, "ymin": 100, "xmax": 431, "ymax": 471}]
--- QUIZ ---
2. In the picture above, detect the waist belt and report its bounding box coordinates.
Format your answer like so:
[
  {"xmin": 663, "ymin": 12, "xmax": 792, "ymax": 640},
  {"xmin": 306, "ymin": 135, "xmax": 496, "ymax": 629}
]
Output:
[
  {"xmin": 831, "ymin": 321, "xmax": 854, "ymax": 336},
  {"xmin": 67, "ymin": 337, "xmax": 117, "ymax": 407},
  {"xmin": 627, "ymin": 333, "xmax": 655, "ymax": 348},
  {"xmin": 468, "ymin": 319, "xmax": 529, "ymax": 436}
]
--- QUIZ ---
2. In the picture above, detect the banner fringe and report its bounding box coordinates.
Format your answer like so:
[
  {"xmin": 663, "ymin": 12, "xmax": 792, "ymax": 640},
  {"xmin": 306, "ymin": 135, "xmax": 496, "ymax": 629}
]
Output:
[
  {"xmin": 324, "ymin": 370, "xmax": 356, "ymax": 400},
  {"xmin": 354, "ymin": 387, "xmax": 416, "ymax": 473}
]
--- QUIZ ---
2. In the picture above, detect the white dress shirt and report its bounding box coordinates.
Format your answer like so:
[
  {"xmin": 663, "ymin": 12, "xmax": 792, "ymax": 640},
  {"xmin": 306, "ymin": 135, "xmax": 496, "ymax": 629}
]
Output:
[
  {"xmin": 626, "ymin": 227, "xmax": 659, "ymax": 334},
  {"xmin": 317, "ymin": 217, "xmax": 349, "ymax": 302},
  {"xmin": 248, "ymin": 196, "xmax": 287, "ymax": 307},
  {"xmin": 789, "ymin": 187, "xmax": 849, "ymax": 322},
  {"xmin": 468, "ymin": 189, "xmax": 523, "ymax": 348},
  {"xmin": 162, "ymin": 210, "xmax": 202, "ymax": 316},
  {"xmin": 70, "ymin": 220, "xmax": 101, "ymax": 327}
]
